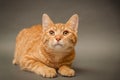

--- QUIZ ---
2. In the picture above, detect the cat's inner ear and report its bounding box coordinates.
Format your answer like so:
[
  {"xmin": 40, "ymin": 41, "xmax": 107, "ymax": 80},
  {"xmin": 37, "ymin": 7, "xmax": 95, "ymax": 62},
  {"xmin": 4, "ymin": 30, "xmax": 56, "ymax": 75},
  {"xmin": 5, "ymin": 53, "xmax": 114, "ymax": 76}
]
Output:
[
  {"xmin": 42, "ymin": 14, "xmax": 54, "ymax": 30},
  {"xmin": 66, "ymin": 14, "xmax": 79, "ymax": 32}
]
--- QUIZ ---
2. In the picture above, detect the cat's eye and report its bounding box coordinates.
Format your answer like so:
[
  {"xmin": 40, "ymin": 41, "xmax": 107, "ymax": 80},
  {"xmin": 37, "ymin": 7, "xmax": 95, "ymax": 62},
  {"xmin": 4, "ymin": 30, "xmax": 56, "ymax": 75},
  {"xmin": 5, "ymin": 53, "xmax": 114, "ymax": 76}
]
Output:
[
  {"xmin": 63, "ymin": 30, "xmax": 69, "ymax": 35},
  {"xmin": 49, "ymin": 30, "xmax": 55, "ymax": 35}
]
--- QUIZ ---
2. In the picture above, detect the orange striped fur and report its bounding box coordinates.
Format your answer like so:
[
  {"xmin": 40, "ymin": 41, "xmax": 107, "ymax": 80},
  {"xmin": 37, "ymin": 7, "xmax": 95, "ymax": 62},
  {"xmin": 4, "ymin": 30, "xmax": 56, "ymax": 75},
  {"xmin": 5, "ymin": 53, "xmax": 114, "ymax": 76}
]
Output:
[{"xmin": 13, "ymin": 14, "xmax": 79, "ymax": 78}]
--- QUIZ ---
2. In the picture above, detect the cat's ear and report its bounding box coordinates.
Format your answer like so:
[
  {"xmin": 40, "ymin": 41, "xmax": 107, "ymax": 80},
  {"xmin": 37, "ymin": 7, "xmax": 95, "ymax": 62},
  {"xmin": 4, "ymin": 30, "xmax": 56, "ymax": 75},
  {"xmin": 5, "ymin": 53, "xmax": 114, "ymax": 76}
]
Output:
[
  {"xmin": 42, "ymin": 13, "xmax": 54, "ymax": 30},
  {"xmin": 66, "ymin": 14, "xmax": 79, "ymax": 32}
]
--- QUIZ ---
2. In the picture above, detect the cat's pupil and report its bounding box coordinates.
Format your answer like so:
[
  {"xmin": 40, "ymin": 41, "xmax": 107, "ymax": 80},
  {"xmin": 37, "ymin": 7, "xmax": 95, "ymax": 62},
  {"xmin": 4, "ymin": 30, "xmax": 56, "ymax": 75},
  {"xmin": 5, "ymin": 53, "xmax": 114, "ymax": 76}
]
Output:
[
  {"xmin": 63, "ymin": 30, "xmax": 69, "ymax": 35},
  {"xmin": 49, "ymin": 30, "xmax": 55, "ymax": 35}
]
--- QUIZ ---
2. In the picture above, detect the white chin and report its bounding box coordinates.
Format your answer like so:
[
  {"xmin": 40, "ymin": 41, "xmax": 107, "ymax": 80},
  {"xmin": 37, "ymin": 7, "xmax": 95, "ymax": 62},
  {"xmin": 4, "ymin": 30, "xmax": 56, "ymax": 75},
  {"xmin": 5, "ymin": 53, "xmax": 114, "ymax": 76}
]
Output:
[{"xmin": 54, "ymin": 45, "xmax": 63, "ymax": 49}]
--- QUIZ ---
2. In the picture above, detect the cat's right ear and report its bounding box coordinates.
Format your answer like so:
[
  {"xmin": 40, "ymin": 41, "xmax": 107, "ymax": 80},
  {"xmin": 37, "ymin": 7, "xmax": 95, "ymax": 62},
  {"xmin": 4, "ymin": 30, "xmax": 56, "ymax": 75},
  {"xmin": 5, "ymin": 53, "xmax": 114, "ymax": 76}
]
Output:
[{"xmin": 42, "ymin": 14, "xmax": 54, "ymax": 31}]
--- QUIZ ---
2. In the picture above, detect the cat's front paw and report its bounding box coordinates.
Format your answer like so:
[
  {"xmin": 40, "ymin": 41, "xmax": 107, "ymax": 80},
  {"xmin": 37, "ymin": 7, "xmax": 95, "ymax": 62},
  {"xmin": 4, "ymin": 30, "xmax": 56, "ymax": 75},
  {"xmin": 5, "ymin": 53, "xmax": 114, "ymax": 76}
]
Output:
[
  {"xmin": 58, "ymin": 66, "xmax": 75, "ymax": 77},
  {"xmin": 37, "ymin": 66, "xmax": 57, "ymax": 78}
]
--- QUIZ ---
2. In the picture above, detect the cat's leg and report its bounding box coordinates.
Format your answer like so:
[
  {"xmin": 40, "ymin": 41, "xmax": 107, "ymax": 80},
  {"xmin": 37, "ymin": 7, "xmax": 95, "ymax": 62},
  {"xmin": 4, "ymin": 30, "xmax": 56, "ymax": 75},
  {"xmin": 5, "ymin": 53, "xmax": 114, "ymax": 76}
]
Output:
[
  {"xmin": 58, "ymin": 65, "xmax": 75, "ymax": 77},
  {"xmin": 20, "ymin": 55, "xmax": 57, "ymax": 78}
]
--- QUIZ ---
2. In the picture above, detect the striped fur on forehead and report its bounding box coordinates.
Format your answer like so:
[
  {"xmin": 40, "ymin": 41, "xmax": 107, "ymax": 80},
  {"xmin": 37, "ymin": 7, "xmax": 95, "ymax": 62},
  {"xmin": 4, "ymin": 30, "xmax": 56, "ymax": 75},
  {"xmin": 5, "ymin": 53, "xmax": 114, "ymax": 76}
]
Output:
[
  {"xmin": 50, "ymin": 23, "xmax": 77, "ymax": 33},
  {"xmin": 55, "ymin": 23, "xmax": 65, "ymax": 29},
  {"xmin": 49, "ymin": 23, "xmax": 66, "ymax": 32}
]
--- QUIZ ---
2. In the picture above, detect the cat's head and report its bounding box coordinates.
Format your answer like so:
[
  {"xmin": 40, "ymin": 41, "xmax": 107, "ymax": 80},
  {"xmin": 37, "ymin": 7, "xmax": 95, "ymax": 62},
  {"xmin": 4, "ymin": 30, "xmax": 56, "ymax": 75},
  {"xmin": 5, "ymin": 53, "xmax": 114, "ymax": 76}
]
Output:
[{"xmin": 42, "ymin": 14, "xmax": 79, "ymax": 52}]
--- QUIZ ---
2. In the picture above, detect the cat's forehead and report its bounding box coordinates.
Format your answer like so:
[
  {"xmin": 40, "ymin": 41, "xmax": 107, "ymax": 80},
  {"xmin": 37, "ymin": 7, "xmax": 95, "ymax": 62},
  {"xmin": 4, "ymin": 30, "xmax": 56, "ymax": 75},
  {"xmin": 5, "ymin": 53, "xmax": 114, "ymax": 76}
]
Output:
[
  {"xmin": 55, "ymin": 23, "xmax": 65, "ymax": 28},
  {"xmin": 52, "ymin": 23, "xmax": 66, "ymax": 30}
]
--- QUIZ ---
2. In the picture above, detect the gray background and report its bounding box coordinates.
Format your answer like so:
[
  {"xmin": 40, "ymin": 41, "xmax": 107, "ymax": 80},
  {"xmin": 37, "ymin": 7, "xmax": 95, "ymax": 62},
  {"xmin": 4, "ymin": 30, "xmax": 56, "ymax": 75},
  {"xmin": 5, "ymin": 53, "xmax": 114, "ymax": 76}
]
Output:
[{"xmin": 0, "ymin": 0, "xmax": 120, "ymax": 80}]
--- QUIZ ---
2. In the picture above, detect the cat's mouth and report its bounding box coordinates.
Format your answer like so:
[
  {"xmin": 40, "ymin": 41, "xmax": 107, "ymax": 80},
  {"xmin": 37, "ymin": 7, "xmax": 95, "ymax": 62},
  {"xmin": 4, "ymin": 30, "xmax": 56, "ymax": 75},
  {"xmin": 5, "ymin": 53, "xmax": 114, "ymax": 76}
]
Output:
[{"xmin": 53, "ymin": 43, "xmax": 63, "ymax": 47}]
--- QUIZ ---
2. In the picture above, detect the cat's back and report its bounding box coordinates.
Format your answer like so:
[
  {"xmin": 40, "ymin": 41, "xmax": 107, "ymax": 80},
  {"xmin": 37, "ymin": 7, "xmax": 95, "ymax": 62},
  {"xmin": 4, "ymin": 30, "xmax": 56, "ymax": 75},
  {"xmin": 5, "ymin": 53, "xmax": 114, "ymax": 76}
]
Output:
[
  {"xmin": 13, "ymin": 24, "xmax": 42, "ymax": 64},
  {"xmin": 15, "ymin": 24, "xmax": 42, "ymax": 55},
  {"xmin": 16, "ymin": 24, "xmax": 42, "ymax": 43}
]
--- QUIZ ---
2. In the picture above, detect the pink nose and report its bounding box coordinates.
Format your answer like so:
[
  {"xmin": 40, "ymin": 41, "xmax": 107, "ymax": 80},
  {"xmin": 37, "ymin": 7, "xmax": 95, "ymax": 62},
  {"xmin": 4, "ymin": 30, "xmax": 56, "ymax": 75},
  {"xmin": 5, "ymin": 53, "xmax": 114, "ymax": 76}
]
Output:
[
  {"xmin": 56, "ymin": 37, "xmax": 61, "ymax": 41},
  {"xmin": 55, "ymin": 36, "xmax": 61, "ymax": 41}
]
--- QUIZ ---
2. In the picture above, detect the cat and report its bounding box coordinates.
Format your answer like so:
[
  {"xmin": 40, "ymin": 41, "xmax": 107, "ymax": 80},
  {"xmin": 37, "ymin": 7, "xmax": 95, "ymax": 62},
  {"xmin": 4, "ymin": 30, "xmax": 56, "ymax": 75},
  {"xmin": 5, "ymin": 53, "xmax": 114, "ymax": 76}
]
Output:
[{"xmin": 13, "ymin": 13, "xmax": 79, "ymax": 78}]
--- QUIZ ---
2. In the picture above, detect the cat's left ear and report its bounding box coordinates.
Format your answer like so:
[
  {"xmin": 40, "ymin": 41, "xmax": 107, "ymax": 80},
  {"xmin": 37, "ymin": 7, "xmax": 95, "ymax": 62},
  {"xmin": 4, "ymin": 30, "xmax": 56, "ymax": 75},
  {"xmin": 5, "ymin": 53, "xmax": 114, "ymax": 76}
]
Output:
[
  {"xmin": 42, "ymin": 13, "xmax": 54, "ymax": 30},
  {"xmin": 66, "ymin": 14, "xmax": 79, "ymax": 32}
]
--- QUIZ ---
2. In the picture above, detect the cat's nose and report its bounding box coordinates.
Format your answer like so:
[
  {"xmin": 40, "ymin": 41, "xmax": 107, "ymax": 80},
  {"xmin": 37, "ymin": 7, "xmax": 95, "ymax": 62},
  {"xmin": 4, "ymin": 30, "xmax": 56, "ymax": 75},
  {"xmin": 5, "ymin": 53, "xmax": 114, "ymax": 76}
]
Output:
[
  {"xmin": 56, "ymin": 38, "xmax": 61, "ymax": 41},
  {"xmin": 55, "ymin": 36, "xmax": 61, "ymax": 42}
]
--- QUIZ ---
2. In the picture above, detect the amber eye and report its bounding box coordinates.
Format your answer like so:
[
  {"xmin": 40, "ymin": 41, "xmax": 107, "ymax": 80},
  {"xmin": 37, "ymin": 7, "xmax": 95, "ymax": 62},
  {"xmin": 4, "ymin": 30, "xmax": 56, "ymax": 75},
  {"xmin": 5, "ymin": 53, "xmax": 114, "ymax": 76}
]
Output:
[
  {"xmin": 49, "ymin": 30, "xmax": 55, "ymax": 35},
  {"xmin": 63, "ymin": 30, "xmax": 69, "ymax": 35}
]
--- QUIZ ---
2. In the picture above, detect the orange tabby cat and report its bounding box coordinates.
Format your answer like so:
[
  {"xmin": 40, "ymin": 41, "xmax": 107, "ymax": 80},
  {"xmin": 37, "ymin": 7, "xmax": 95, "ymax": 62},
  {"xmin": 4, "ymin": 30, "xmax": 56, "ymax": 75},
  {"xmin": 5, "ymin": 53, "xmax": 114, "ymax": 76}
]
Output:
[{"xmin": 13, "ymin": 14, "xmax": 79, "ymax": 78}]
